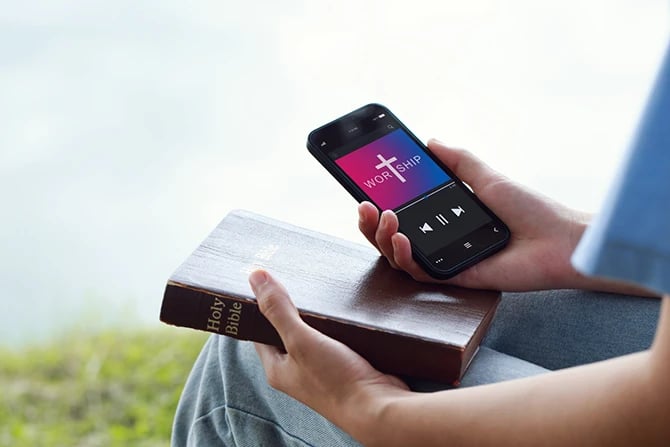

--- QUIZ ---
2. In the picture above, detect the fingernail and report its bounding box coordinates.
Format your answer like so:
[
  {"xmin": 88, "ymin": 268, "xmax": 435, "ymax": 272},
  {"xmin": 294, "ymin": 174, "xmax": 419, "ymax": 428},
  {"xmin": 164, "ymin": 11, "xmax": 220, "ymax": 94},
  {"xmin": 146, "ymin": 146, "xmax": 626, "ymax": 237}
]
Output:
[
  {"xmin": 249, "ymin": 270, "xmax": 269, "ymax": 292},
  {"xmin": 379, "ymin": 210, "xmax": 389, "ymax": 228}
]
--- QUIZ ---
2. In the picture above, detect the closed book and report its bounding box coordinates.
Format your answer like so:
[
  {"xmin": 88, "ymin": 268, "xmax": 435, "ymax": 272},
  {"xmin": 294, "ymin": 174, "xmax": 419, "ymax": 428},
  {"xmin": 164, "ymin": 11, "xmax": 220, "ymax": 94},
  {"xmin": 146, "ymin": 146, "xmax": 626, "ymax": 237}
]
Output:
[{"xmin": 160, "ymin": 210, "xmax": 500, "ymax": 384}]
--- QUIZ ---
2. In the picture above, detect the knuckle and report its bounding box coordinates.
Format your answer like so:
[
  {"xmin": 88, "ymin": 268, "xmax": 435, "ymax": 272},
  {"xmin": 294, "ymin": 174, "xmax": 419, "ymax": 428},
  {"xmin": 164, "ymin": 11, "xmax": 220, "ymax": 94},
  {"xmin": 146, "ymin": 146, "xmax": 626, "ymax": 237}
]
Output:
[{"xmin": 258, "ymin": 288, "xmax": 285, "ymax": 319}]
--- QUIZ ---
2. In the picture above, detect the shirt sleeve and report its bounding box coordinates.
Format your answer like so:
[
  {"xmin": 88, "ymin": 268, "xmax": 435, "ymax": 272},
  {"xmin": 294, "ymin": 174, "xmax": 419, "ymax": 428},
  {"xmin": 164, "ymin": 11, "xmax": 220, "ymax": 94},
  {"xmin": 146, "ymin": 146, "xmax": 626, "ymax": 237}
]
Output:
[{"xmin": 571, "ymin": 40, "xmax": 670, "ymax": 295}]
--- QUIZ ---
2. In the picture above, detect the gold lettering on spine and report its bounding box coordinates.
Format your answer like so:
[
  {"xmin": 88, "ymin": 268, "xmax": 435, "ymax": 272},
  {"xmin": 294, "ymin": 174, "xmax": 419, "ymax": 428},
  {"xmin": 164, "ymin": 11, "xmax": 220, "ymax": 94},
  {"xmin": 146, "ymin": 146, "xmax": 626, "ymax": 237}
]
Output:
[
  {"xmin": 225, "ymin": 301, "xmax": 243, "ymax": 335},
  {"xmin": 207, "ymin": 296, "xmax": 225, "ymax": 332}
]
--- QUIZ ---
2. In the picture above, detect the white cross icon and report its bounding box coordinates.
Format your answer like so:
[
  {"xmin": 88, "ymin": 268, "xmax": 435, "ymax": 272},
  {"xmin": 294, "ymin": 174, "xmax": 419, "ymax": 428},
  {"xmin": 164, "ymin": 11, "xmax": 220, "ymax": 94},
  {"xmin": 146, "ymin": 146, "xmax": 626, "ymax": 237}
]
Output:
[{"xmin": 375, "ymin": 154, "xmax": 406, "ymax": 183}]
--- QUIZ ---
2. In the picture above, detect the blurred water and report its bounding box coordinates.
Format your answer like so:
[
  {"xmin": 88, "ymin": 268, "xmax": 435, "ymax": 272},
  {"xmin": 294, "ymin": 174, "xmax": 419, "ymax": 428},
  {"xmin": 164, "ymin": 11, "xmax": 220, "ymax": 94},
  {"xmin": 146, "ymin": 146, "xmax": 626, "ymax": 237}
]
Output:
[{"xmin": 1, "ymin": 1, "xmax": 668, "ymax": 346}]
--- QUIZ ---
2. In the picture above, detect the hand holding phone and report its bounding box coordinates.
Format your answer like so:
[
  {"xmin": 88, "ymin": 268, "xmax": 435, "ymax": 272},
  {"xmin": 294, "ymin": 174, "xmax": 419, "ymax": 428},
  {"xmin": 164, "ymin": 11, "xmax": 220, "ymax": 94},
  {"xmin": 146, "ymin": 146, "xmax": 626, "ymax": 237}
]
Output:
[{"xmin": 307, "ymin": 104, "xmax": 510, "ymax": 279}]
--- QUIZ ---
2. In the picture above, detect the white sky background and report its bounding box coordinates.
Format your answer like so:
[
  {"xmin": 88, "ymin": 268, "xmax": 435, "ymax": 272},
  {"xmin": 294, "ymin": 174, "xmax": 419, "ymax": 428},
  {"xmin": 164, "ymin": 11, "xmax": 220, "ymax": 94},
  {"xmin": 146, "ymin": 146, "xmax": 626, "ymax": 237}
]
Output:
[{"xmin": 1, "ymin": 1, "xmax": 668, "ymax": 345}]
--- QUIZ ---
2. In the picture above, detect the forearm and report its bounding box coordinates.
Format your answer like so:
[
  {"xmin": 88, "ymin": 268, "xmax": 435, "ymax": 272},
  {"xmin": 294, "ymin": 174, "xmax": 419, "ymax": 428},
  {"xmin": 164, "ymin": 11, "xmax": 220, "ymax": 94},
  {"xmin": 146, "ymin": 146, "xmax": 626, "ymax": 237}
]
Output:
[
  {"xmin": 346, "ymin": 298, "xmax": 670, "ymax": 447},
  {"xmin": 353, "ymin": 351, "xmax": 666, "ymax": 447}
]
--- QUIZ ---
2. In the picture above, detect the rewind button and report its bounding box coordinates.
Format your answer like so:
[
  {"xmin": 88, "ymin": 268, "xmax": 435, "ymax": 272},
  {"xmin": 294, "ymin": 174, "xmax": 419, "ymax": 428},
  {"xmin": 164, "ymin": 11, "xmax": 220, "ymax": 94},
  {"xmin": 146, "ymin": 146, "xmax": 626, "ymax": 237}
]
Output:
[{"xmin": 419, "ymin": 223, "xmax": 433, "ymax": 234}]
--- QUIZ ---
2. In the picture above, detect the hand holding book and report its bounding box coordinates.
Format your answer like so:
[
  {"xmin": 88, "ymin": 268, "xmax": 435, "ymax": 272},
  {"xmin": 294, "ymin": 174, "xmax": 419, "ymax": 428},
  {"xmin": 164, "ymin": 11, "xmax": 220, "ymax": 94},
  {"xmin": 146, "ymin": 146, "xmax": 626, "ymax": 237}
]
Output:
[
  {"xmin": 161, "ymin": 205, "xmax": 503, "ymax": 383},
  {"xmin": 251, "ymin": 269, "xmax": 410, "ymax": 432}
]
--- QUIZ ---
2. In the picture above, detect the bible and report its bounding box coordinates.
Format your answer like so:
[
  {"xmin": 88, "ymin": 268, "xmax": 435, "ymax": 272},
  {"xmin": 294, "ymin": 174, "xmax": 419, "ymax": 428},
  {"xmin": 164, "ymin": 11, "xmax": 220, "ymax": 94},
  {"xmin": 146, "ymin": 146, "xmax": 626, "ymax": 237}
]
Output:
[{"xmin": 160, "ymin": 210, "xmax": 500, "ymax": 384}]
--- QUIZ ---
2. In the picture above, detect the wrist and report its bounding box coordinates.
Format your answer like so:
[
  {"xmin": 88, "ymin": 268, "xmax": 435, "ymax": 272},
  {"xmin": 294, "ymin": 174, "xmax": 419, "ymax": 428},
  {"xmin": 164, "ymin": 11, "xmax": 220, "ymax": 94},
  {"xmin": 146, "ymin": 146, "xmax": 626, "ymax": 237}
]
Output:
[
  {"xmin": 539, "ymin": 208, "xmax": 591, "ymax": 290},
  {"xmin": 552, "ymin": 210, "xmax": 657, "ymax": 296},
  {"xmin": 558, "ymin": 209, "xmax": 591, "ymax": 289},
  {"xmin": 341, "ymin": 383, "xmax": 412, "ymax": 447}
]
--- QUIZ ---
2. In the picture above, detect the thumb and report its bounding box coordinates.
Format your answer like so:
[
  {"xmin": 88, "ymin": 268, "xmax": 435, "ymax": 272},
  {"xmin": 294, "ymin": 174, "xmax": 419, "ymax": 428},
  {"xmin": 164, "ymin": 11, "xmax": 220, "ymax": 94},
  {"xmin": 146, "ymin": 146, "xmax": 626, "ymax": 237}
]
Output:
[
  {"xmin": 249, "ymin": 270, "xmax": 306, "ymax": 347},
  {"xmin": 427, "ymin": 139, "xmax": 506, "ymax": 192}
]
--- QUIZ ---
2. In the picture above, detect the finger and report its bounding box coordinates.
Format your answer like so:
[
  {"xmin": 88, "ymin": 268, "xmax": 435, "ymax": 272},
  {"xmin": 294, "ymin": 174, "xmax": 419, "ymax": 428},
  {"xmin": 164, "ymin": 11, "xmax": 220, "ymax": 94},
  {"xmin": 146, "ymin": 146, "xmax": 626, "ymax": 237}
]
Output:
[
  {"xmin": 249, "ymin": 270, "xmax": 307, "ymax": 347},
  {"xmin": 388, "ymin": 233, "xmax": 427, "ymax": 279},
  {"xmin": 375, "ymin": 210, "xmax": 401, "ymax": 269},
  {"xmin": 427, "ymin": 139, "xmax": 505, "ymax": 192},
  {"xmin": 358, "ymin": 202, "xmax": 381, "ymax": 250}
]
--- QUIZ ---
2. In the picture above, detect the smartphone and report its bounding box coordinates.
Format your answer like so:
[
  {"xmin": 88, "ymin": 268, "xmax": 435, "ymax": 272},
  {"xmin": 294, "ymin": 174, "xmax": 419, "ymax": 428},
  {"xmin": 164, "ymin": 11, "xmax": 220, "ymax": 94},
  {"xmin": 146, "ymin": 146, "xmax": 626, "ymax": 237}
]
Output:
[{"xmin": 307, "ymin": 103, "xmax": 510, "ymax": 279}]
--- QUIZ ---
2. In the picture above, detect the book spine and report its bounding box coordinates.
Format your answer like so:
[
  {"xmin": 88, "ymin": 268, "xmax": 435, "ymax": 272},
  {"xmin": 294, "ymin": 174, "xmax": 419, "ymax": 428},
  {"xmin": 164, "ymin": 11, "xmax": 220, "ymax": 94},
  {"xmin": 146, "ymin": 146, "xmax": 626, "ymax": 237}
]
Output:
[
  {"xmin": 160, "ymin": 283, "xmax": 283, "ymax": 347},
  {"xmin": 161, "ymin": 282, "xmax": 464, "ymax": 384}
]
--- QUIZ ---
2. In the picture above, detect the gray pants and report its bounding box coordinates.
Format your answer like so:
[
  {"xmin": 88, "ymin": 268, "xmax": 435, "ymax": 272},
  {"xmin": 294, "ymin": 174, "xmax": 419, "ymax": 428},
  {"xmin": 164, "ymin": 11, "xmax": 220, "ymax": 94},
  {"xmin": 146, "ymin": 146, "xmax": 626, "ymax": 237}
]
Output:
[{"xmin": 171, "ymin": 290, "xmax": 661, "ymax": 446}]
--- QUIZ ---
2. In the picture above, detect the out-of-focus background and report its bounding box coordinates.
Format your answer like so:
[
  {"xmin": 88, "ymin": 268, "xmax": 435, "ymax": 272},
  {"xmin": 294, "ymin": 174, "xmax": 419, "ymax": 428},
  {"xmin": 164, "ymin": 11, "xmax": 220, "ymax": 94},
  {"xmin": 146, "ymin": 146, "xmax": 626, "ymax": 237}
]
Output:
[{"xmin": 1, "ymin": 0, "xmax": 668, "ymax": 444}]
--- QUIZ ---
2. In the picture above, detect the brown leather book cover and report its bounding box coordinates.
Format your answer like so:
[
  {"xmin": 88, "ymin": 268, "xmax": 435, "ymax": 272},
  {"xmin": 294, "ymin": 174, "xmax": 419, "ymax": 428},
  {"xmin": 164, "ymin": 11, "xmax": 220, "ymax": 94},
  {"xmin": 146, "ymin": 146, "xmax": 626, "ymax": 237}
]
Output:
[{"xmin": 160, "ymin": 210, "xmax": 500, "ymax": 384}]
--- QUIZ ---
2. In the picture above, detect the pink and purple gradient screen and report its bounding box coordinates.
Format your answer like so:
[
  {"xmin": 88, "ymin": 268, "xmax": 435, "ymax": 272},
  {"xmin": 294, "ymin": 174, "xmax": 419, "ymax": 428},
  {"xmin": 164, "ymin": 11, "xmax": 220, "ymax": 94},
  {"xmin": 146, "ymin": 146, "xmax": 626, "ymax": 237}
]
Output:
[{"xmin": 335, "ymin": 130, "xmax": 451, "ymax": 210}]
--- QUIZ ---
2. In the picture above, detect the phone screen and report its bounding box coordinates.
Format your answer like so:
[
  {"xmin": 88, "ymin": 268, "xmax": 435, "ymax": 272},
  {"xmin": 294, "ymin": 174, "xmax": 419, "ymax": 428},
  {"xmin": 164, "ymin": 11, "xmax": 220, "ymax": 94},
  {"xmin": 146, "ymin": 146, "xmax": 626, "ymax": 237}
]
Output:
[{"xmin": 308, "ymin": 104, "xmax": 509, "ymax": 278}]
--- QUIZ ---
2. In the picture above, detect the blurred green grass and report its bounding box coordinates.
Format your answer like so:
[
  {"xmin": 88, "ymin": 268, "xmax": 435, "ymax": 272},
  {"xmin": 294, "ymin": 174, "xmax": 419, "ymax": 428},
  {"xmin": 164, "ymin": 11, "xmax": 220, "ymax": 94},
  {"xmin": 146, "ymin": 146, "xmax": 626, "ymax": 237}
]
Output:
[{"xmin": 0, "ymin": 327, "xmax": 208, "ymax": 447}]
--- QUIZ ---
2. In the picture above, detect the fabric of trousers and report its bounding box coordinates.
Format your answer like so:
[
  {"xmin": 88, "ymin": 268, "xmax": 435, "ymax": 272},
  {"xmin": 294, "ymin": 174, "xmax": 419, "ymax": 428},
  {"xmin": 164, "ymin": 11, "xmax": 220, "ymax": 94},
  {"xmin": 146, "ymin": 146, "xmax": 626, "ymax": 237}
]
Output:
[{"xmin": 171, "ymin": 289, "xmax": 661, "ymax": 447}]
